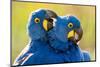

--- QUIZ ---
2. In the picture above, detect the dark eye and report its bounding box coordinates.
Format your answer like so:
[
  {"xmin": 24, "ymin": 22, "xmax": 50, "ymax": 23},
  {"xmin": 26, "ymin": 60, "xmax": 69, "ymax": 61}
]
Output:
[
  {"xmin": 68, "ymin": 22, "xmax": 73, "ymax": 28},
  {"xmin": 34, "ymin": 18, "xmax": 40, "ymax": 23}
]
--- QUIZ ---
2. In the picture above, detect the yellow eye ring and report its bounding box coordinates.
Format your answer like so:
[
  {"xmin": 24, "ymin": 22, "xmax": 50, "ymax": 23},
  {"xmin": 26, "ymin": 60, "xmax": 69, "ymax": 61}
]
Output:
[
  {"xmin": 34, "ymin": 18, "xmax": 40, "ymax": 23},
  {"xmin": 68, "ymin": 22, "xmax": 73, "ymax": 28}
]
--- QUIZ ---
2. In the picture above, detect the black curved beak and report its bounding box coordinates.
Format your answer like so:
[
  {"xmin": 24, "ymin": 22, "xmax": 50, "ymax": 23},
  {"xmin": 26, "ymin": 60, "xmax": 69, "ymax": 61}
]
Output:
[
  {"xmin": 68, "ymin": 26, "xmax": 83, "ymax": 44},
  {"xmin": 75, "ymin": 27, "xmax": 83, "ymax": 42},
  {"xmin": 45, "ymin": 10, "xmax": 58, "ymax": 18},
  {"xmin": 43, "ymin": 9, "xmax": 58, "ymax": 31}
]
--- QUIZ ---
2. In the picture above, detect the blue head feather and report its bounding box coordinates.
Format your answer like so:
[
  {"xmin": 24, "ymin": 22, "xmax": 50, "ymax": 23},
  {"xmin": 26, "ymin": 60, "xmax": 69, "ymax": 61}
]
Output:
[
  {"xmin": 27, "ymin": 9, "xmax": 47, "ymax": 40},
  {"xmin": 48, "ymin": 15, "xmax": 81, "ymax": 51}
]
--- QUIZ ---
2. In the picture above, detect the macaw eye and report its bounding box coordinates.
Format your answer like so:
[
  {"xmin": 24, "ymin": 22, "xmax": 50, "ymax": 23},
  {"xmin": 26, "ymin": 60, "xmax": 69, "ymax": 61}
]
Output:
[
  {"xmin": 34, "ymin": 18, "xmax": 40, "ymax": 23},
  {"xmin": 68, "ymin": 22, "xmax": 73, "ymax": 28}
]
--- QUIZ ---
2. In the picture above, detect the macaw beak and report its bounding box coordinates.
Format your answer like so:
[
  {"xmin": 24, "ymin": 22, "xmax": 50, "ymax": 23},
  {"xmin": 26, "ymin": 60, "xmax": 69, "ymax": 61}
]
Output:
[
  {"xmin": 43, "ymin": 19, "xmax": 54, "ymax": 31},
  {"xmin": 67, "ymin": 26, "xmax": 83, "ymax": 44},
  {"xmin": 43, "ymin": 9, "xmax": 57, "ymax": 31},
  {"xmin": 43, "ymin": 19, "xmax": 48, "ymax": 31}
]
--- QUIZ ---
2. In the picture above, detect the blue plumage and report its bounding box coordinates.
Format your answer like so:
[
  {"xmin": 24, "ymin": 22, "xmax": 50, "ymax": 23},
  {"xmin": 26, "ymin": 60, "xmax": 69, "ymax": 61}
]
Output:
[
  {"xmin": 13, "ymin": 9, "xmax": 49, "ymax": 65},
  {"xmin": 82, "ymin": 51, "xmax": 91, "ymax": 61},
  {"xmin": 13, "ymin": 9, "xmax": 90, "ymax": 66},
  {"xmin": 47, "ymin": 15, "xmax": 90, "ymax": 62}
]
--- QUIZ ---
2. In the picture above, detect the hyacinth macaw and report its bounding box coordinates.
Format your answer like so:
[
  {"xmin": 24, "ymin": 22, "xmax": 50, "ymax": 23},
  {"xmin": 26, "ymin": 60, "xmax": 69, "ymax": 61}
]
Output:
[
  {"xmin": 13, "ymin": 9, "xmax": 90, "ymax": 66},
  {"xmin": 47, "ymin": 15, "xmax": 90, "ymax": 62},
  {"xmin": 13, "ymin": 9, "xmax": 58, "ymax": 66}
]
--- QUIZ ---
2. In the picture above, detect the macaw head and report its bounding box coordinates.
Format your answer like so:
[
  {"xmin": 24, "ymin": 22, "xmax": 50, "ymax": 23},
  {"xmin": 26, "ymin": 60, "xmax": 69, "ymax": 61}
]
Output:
[
  {"xmin": 27, "ymin": 9, "xmax": 57, "ymax": 40},
  {"xmin": 66, "ymin": 16, "xmax": 83, "ymax": 44},
  {"xmin": 47, "ymin": 15, "xmax": 83, "ymax": 51},
  {"xmin": 54, "ymin": 15, "xmax": 83, "ymax": 43}
]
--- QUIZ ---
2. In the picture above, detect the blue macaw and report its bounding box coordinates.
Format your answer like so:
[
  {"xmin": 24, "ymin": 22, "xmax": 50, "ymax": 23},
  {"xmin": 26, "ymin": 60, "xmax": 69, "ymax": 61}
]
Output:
[
  {"xmin": 47, "ymin": 15, "xmax": 90, "ymax": 62},
  {"xmin": 13, "ymin": 9, "xmax": 90, "ymax": 66},
  {"xmin": 13, "ymin": 9, "xmax": 58, "ymax": 66}
]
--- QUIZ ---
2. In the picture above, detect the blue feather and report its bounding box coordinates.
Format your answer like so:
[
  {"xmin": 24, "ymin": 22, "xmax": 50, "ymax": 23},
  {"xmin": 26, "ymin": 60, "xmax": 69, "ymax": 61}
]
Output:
[{"xmin": 13, "ymin": 10, "xmax": 90, "ymax": 66}]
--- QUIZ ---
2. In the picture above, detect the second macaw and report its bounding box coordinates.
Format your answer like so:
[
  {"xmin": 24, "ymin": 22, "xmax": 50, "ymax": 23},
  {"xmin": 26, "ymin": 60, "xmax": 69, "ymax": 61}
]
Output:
[
  {"xmin": 47, "ymin": 15, "xmax": 90, "ymax": 62},
  {"xmin": 13, "ymin": 9, "xmax": 90, "ymax": 66}
]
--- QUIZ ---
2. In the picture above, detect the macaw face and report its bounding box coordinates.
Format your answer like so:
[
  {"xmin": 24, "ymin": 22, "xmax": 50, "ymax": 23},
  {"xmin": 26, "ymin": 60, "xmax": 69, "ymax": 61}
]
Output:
[
  {"xmin": 27, "ymin": 9, "xmax": 57, "ymax": 40},
  {"xmin": 48, "ymin": 15, "xmax": 83, "ymax": 44},
  {"xmin": 66, "ymin": 16, "xmax": 83, "ymax": 44}
]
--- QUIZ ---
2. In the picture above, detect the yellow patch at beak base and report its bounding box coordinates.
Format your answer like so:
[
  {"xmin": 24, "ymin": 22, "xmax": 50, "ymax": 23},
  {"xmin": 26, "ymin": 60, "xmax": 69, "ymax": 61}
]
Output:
[
  {"xmin": 43, "ymin": 20, "xmax": 48, "ymax": 31},
  {"xmin": 67, "ymin": 30, "xmax": 75, "ymax": 38}
]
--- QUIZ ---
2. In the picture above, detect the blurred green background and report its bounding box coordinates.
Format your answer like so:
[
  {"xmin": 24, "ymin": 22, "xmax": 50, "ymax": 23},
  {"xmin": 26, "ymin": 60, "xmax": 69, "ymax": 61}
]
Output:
[{"xmin": 12, "ymin": 1, "xmax": 96, "ymax": 63}]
